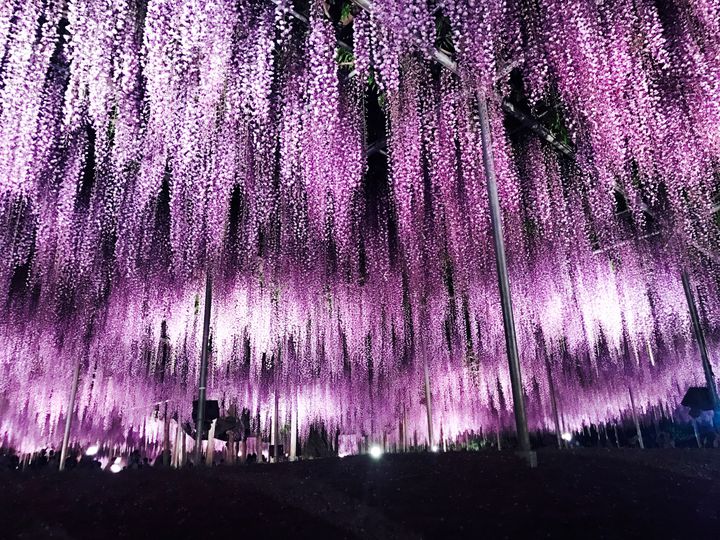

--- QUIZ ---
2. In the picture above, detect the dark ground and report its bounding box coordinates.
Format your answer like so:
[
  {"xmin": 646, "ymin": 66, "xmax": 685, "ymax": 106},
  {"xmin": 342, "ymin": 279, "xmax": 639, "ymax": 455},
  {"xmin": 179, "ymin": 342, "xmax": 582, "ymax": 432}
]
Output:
[{"xmin": 1, "ymin": 449, "xmax": 719, "ymax": 539}]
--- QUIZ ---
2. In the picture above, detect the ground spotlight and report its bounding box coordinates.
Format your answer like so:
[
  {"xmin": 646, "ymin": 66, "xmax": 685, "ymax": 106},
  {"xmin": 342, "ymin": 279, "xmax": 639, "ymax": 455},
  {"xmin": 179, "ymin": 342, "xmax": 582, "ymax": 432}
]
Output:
[
  {"xmin": 85, "ymin": 444, "xmax": 99, "ymax": 456},
  {"xmin": 369, "ymin": 445, "xmax": 383, "ymax": 459},
  {"xmin": 561, "ymin": 432, "xmax": 572, "ymax": 442},
  {"xmin": 109, "ymin": 457, "xmax": 122, "ymax": 473},
  {"xmin": 431, "ymin": 445, "xmax": 439, "ymax": 452}
]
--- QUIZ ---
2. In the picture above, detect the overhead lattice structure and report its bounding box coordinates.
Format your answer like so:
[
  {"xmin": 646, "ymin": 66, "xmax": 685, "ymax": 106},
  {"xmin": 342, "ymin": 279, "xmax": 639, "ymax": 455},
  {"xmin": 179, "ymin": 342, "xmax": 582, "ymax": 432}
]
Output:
[{"xmin": 1, "ymin": 0, "xmax": 719, "ymax": 452}]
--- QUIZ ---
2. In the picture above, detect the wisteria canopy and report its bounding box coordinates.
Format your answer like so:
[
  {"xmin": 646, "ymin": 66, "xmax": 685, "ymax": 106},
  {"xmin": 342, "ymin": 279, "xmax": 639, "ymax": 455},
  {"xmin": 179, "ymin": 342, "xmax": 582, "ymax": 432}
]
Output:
[{"xmin": 1, "ymin": 0, "xmax": 719, "ymax": 453}]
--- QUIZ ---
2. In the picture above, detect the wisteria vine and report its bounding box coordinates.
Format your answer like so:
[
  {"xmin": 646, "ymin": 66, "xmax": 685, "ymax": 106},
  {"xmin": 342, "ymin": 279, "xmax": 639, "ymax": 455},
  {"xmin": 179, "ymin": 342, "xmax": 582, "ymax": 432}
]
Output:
[{"xmin": 0, "ymin": 0, "xmax": 719, "ymax": 453}]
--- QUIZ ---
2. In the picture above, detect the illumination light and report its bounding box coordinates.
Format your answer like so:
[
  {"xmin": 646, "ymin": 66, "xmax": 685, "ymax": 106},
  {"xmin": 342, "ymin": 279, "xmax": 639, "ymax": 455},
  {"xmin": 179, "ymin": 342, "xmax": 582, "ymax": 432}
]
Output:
[
  {"xmin": 369, "ymin": 445, "xmax": 383, "ymax": 459},
  {"xmin": 561, "ymin": 432, "xmax": 572, "ymax": 442},
  {"xmin": 85, "ymin": 444, "xmax": 99, "ymax": 456},
  {"xmin": 110, "ymin": 457, "xmax": 122, "ymax": 473}
]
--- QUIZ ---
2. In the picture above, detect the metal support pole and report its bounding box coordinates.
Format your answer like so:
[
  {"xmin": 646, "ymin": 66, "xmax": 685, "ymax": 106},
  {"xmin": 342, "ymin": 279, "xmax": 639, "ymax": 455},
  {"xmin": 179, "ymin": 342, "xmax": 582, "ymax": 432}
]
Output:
[
  {"xmin": 423, "ymin": 361, "xmax": 434, "ymax": 449},
  {"xmin": 306, "ymin": 0, "xmax": 537, "ymax": 464},
  {"xmin": 681, "ymin": 271, "xmax": 720, "ymax": 426},
  {"xmin": 692, "ymin": 418, "xmax": 702, "ymax": 448},
  {"xmin": 194, "ymin": 274, "xmax": 213, "ymax": 466},
  {"xmin": 477, "ymin": 94, "xmax": 535, "ymax": 467},
  {"xmin": 205, "ymin": 419, "xmax": 216, "ymax": 465},
  {"xmin": 172, "ymin": 420, "xmax": 180, "ymax": 467},
  {"xmin": 271, "ymin": 392, "xmax": 279, "ymax": 463},
  {"xmin": 181, "ymin": 428, "xmax": 187, "ymax": 465},
  {"xmin": 163, "ymin": 401, "xmax": 170, "ymax": 466},
  {"xmin": 628, "ymin": 387, "xmax": 644, "ymax": 449},
  {"xmin": 227, "ymin": 430, "xmax": 235, "ymax": 465},
  {"xmin": 544, "ymin": 354, "xmax": 563, "ymax": 449},
  {"xmin": 257, "ymin": 407, "xmax": 263, "ymax": 461},
  {"xmin": 59, "ymin": 355, "xmax": 82, "ymax": 471},
  {"xmin": 290, "ymin": 390, "xmax": 298, "ymax": 461}
]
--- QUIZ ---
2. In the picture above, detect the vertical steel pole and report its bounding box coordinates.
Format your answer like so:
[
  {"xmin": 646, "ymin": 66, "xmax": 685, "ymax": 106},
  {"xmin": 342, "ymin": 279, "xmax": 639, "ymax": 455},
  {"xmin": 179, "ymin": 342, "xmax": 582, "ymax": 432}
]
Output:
[
  {"xmin": 163, "ymin": 400, "xmax": 170, "ymax": 466},
  {"xmin": 628, "ymin": 387, "xmax": 644, "ymax": 449},
  {"xmin": 544, "ymin": 355, "xmax": 563, "ymax": 449},
  {"xmin": 194, "ymin": 274, "xmax": 213, "ymax": 465},
  {"xmin": 681, "ymin": 271, "xmax": 720, "ymax": 426},
  {"xmin": 59, "ymin": 355, "xmax": 82, "ymax": 471},
  {"xmin": 257, "ymin": 406, "xmax": 263, "ymax": 461},
  {"xmin": 227, "ymin": 430, "xmax": 235, "ymax": 465},
  {"xmin": 290, "ymin": 390, "xmax": 298, "ymax": 461},
  {"xmin": 172, "ymin": 421, "xmax": 180, "ymax": 467},
  {"xmin": 692, "ymin": 418, "xmax": 702, "ymax": 448},
  {"xmin": 271, "ymin": 391, "xmax": 279, "ymax": 463},
  {"xmin": 423, "ymin": 361, "xmax": 434, "ymax": 449},
  {"xmin": 402, "ymin": 403, "xmax": 408, "ymax": 451},
  {"xmin": 205, "ymin": 419, "xmax": 216, "ymax": 465},
  {"xmin": 181, "ymin": 428, "xmax": 187, "ymax": 466},
  {"xmin": 476, "ymin": 94, "xmax": 534, "ymax": 465},
  {"xmin": 351, "ymin": 0, "xmax": 533, "ymax": 462}
]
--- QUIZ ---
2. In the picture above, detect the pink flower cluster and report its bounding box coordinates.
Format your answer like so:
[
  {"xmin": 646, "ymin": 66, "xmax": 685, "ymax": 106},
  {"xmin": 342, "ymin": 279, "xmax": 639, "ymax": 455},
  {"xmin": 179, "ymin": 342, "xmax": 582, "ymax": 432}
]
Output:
[{"xmin": 0, "ymin": 1, "xmax": 718, "ymax": 451}]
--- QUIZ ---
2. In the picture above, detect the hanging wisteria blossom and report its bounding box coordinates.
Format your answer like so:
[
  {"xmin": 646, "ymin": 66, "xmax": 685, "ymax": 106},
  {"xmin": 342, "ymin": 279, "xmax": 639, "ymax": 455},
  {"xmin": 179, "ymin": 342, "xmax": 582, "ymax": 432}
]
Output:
[{"xmin": 0, "ymin": 0, "xmax": 718, "ymax": 454}]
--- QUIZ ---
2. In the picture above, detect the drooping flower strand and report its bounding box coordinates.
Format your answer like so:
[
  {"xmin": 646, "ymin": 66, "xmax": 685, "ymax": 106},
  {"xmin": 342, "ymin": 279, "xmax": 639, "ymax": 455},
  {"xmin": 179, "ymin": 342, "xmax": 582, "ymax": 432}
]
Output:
[{"xmin": 0, "ymin": 1, "xmax": 718, "ymax": 453}]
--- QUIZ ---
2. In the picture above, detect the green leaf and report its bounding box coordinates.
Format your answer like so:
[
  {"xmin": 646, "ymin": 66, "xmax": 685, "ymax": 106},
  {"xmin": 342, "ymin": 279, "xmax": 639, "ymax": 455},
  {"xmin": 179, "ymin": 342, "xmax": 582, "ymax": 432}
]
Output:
[{"xmin": 340, "ymin": 1, "xmax": 353, "ymax": 21}]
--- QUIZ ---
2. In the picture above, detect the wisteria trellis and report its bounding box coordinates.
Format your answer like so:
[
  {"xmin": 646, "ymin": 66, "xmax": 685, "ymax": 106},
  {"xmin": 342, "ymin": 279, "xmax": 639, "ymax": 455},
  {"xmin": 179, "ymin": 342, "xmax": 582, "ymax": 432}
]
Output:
[{"xmin": 1, "ymin": 0, "xmax": 719, "ymax": 452}]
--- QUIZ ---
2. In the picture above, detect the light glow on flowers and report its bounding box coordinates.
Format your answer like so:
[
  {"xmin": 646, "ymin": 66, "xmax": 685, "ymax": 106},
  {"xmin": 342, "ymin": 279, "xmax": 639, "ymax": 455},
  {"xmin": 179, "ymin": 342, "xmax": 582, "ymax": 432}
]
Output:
[{"xmin": 0, "ymin": 0, "xmax": 718, "ymax": 454}]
